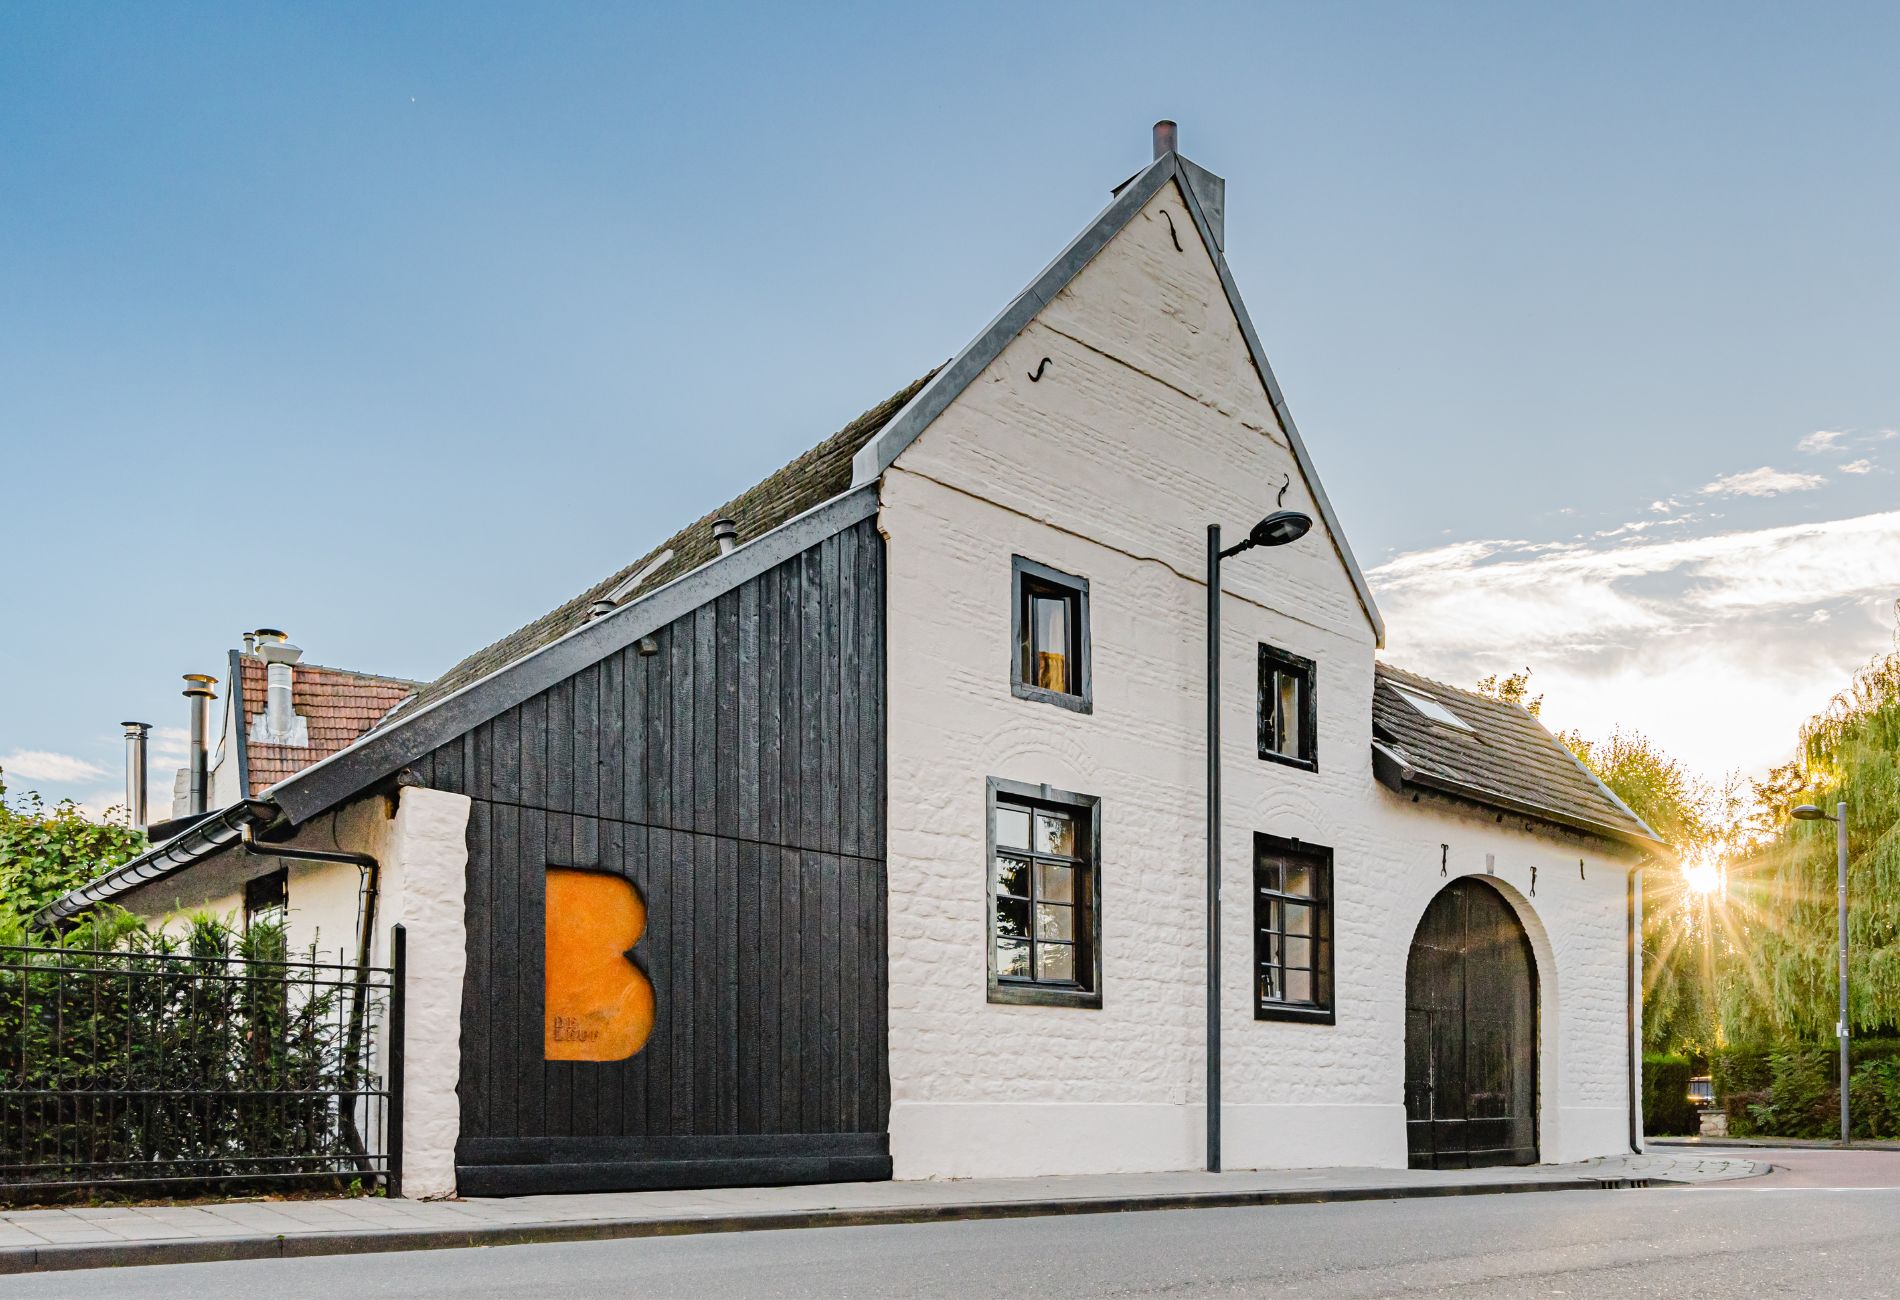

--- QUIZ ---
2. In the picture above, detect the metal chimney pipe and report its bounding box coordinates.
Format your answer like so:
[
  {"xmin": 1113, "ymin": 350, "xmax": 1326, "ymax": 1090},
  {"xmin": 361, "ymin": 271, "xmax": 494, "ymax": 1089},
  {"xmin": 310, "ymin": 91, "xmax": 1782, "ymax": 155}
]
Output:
[
  {"xmin": 120, "ymin": 722, "xmax": 150, "ymax": 828},
  {"xmin": 256, "ymin": 635, "xmax": 303, "ymax": 741},
  {"xmin": 712, "ymin": 518, "xmax": 739, "ymax": 556},
  {"xmin": 1153, "ymin": 119, "xmax": 1178, "ymax": 160},
  {"xmin": 182, "ymin": 674, "xmax": 217, "ymax": 817}
]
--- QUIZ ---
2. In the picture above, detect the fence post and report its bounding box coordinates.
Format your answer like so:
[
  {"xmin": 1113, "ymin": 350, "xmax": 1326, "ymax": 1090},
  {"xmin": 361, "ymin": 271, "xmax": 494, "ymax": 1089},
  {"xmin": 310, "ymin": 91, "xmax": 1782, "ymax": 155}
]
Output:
[{"xmin": 387, "ymin": 923, "xmax": 406, "ymax": 1199}]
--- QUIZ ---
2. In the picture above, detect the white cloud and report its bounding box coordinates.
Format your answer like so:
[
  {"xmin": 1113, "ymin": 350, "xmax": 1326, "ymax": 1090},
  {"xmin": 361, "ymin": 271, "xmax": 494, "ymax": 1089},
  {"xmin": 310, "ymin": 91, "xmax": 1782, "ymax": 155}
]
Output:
[
  {"xmin": 0, "ymin": 750, "xmax": 108, "ymax": 783},
  {"xmin": 1700, "ymin": 466, "xmax": 1828, "ymax": 497},
  {"xmin": 1842, "ymin": 459, "xmax": 1875, "ymax": 475},
  {"xmin": 1371, "ymin": 509, "xmax": 1900, "ymax": 777},
  {"xmin": 72, "ymin": 791, "xmax": 136, "ymax": 825},
  {"xmin": 1798, "ymin": 429, "xmax": 1848, "ymax": 454}
]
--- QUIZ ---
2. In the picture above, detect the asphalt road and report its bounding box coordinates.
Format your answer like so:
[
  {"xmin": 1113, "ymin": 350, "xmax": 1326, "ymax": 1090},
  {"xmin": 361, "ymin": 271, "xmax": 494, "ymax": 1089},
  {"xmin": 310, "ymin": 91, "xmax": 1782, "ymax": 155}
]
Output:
[{"xmin": 14, "ymin": 1148, "xmax": 1900, "ymax": 1299}]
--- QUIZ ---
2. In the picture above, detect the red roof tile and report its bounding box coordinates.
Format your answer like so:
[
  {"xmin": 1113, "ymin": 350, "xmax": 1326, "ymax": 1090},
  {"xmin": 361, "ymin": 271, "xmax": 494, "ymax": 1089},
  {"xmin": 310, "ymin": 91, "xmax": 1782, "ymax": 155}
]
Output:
[{"xmin": 238, "ymin": 657, "xmax": 418, "ymax": 795}]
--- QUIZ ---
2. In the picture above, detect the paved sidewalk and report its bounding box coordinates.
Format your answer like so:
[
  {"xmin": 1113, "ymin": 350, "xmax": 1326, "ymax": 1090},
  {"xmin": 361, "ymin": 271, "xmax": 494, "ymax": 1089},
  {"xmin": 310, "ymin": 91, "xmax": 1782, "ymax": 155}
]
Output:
[
  {"xmin": 0, "ymin": 1151, "xmax": 1762, "ymax": 1275},
  {"xmin": 1652, "ymin": 1134, "xmax": 1900, "ymax": 1151}
]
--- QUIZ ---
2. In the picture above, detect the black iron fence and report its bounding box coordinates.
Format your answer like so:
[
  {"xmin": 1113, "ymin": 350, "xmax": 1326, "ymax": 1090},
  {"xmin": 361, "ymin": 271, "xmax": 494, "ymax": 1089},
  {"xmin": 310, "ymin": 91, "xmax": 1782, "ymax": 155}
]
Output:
[{"xmin": 0, "ymin": 925, "xmax": 404, "ymax": 1204}]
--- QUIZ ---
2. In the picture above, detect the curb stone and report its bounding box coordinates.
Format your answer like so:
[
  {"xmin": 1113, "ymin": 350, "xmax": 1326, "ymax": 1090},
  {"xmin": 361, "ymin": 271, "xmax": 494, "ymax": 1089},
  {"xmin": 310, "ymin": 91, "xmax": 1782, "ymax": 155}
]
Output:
[
  {"xmin": 1649, "ymin": 1136, "xmax": 1900, "ymax": 1152},
  {"xmin": 0, "ymin": 1176, "xmax": 1645, "ymax": 1275}
]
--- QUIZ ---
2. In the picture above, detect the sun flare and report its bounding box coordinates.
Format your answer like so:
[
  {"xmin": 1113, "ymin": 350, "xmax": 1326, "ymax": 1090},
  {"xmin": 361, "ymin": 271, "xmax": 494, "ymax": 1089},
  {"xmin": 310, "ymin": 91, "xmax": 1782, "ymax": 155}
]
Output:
[{"xmin": 1683, "ymin": 861, "xmax": 1723, "ymax": 896}]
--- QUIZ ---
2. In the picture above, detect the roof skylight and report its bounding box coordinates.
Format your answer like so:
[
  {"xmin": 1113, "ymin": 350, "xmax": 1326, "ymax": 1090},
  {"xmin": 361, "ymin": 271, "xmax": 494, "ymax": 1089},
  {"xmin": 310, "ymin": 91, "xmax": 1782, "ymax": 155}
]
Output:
[{"xmin": 1395, "ymin": 687, "xmax": 1474, "ymax": 732}]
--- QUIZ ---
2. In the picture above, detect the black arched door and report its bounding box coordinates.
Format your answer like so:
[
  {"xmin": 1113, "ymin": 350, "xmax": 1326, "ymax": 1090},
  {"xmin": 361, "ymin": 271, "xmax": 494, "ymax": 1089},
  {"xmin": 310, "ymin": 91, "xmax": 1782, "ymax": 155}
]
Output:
[{"xmin": 1405, "ymin": 879, "xmax": 1538, "ymax": 1169}]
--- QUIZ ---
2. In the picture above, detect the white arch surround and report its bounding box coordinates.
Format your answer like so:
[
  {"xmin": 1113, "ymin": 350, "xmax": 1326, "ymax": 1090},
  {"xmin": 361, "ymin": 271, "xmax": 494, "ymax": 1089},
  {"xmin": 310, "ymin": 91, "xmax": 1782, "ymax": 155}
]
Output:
[{"xmin": 1406, "ymin": 873, "xmax": 1562, "ymax": 1166}]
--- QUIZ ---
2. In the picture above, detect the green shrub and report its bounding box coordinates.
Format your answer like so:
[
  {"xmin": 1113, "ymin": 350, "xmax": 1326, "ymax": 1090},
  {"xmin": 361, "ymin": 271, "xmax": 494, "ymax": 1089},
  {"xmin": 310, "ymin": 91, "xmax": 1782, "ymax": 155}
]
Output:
[
  {"xmin": 0, "ymin": 910, "xmax": 376, "ymax": 1203},
  {"xmin": 1643, "ymin": 1053, "xmax": 1701, "ymax": 1135},
  {"xmin": 1709, "ymin": 1040, "xmax": 1900, "ymax": 1139},
  {"xmin": 1724, "ymin": 1089, "xmax": 1768, "ymax": 1137},
  {"xmin": 0, "ymin": 774, "xmax": 145, "ymax": 926},
  {"xmin": 1850, "ymin": 1059, "xmax": 1900, "ymax": 1139},
  {"xmin": 1712, "ymin": 1044, "xmax": 1773, "ymax": 1099}
]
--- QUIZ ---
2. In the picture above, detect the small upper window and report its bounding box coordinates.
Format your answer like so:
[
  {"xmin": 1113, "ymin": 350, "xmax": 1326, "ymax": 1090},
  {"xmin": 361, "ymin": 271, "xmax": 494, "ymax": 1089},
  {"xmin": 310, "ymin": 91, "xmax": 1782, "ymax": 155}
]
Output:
[
  {"xmin": 988, "ymin": 778, "xmax": 1102, "ymax": 1007},
  {"xmin": 1258, "ymin": 645, "xmax": 1317, "ymax": 769},
  {"xmin": 1395, "ymin": 686, "xmax": 1473, "ymax": 732},
  {"xmin": 1012, "ymin": 557, "xmax": 1091, "ymax": 713},
  {"xmin": 243, "ymin": 868, "xmax": 287, "ymax": 932}
]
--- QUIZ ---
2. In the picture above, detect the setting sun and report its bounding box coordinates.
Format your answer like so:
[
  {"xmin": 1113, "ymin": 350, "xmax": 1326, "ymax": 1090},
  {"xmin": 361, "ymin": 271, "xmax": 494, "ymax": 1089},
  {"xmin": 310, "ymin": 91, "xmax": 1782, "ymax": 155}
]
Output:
[{"xmin": 1683, "ymin": 861, "xmax": 1724, "ymax": 897}]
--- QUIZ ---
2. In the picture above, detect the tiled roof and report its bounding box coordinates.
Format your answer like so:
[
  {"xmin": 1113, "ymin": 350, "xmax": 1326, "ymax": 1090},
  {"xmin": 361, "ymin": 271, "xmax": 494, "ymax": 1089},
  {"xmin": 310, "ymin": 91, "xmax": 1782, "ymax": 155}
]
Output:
[
  {"xmin": 380, "ymin": 370, "xmax": 935, "ymax": 727},
  {"xmin": 238, "ymin": 656, "xmax": 419, "ymax": 795},
  {"xmin": 1371, "ymin": 663, "xmax": 1662, "ymax": 847}
]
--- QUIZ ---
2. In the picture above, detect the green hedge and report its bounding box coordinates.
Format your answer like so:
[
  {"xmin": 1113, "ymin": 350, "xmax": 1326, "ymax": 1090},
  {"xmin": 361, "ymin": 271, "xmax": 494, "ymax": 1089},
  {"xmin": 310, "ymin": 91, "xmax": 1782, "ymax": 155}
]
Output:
[
  {"xmin": 0, "ymin": 910, "xmax": 375, "ymax": 1203},
  {"xmin": 1643, "ymin": 1054, "xmax": 1701, "ymax": 1135},
  {"xmin": 1715, "ymin": 1040, "xmax": 1900, "ymax": 1139}
]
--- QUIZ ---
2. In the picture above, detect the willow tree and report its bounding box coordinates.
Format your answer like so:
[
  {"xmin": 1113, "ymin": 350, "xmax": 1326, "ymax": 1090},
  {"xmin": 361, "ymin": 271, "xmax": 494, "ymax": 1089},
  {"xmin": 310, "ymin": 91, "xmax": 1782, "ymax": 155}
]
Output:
[
  {"xmin": 1562, "ymin": 728, "xmax": 1728, "ymax": 1052},
  {"xmin": 1721, "ymin": 648, "xmax": 1900, "ymax": 1043}
]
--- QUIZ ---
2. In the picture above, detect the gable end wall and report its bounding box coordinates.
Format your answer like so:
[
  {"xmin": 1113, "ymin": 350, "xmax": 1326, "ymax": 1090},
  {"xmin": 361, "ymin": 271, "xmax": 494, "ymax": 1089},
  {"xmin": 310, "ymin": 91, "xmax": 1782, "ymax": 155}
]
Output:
[{"xmin": 877, "ymin": 180, "xmax": 1637, "ymax": 1176}]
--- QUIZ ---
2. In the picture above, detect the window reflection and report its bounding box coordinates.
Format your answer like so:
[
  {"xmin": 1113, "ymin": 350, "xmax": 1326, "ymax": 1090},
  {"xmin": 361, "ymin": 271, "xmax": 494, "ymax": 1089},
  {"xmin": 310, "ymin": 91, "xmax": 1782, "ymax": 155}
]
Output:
[{"xmin": 991, "ymin": 789, "xmax": 1094, "ymax": 998}]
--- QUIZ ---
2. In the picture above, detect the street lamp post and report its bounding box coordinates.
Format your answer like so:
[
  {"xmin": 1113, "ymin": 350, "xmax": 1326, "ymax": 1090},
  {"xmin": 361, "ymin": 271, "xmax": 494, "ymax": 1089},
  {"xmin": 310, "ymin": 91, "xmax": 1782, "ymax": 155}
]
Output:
[
  {"xmin": 1793, "ymin": 800, "xmax": 1851, "ymax": 1146},
  {"xmin": 1205, "ymin": 508, "xmax": 1311, "ymax": 1174}
]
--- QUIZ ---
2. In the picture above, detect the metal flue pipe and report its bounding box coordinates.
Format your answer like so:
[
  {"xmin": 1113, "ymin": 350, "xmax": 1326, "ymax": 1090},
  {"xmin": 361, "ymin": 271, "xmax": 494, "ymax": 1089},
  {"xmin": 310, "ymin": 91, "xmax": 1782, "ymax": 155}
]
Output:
[
  {"xmin": 182, "ymin": 674, "xmax": 217, "ymax": 817},
  {"xmin": 120, "ymin": 722, "xmax": 150, "ymax": 829}
]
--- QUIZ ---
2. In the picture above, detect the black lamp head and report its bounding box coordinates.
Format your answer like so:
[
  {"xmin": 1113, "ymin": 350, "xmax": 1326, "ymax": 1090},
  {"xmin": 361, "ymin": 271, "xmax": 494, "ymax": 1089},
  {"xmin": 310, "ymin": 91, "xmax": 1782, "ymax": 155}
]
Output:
[
  {"xmin": 1249, "ymin": 510, "xmax": 1313, "ymax": 549},
  {"xmin": 1792, "ymin": 804, "xmax": 1830, "ymax": 822}
]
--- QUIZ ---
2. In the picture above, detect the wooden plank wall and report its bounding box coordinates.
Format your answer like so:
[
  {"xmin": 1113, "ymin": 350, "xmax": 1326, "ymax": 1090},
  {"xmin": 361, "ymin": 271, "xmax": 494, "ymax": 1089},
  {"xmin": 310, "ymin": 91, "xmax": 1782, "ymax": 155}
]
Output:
[{"xmin": 411, "ymin": 518, "xmax": 887, "ymax": 1189}]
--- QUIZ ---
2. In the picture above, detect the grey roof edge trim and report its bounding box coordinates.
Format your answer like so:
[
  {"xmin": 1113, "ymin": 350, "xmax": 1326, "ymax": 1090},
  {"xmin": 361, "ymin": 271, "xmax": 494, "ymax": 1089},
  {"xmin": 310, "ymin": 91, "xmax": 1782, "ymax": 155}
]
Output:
[
  {"xmin": 229, "ymin": 647, "xmax": 251, "ymax": 799},
  {"xmin": 850, "ymin": 152, "xmax": 1179, "ymax": 488},
  {"xmin": 850, "ymin": 149, "xmax": 1385, "ymax": 649},
  {"xmin": 1566, "ymin": 744, "xmax": 1665, "ymax": 844},
  {"xmin": 1371, "ymin": 742, "xmax": 1668, "ymax": 855},
  {"xmin": 266, "ymin": 482, "xmax": 882, "ymax": 827},
  {"xmin": 1171, "ymin": 163, "xmax": 1386, "ymax": 649},
  {"xmin": 38, "ymin": 799, "xmax": 277, "ymax": 926}
]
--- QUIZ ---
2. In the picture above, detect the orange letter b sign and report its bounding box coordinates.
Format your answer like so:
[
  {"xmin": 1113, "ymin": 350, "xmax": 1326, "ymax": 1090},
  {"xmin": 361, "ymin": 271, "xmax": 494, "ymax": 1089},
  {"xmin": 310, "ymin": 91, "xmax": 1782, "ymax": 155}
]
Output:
[{"xmin": 544, "ymin": 868, "xmax": 656, "ymax": 1062}]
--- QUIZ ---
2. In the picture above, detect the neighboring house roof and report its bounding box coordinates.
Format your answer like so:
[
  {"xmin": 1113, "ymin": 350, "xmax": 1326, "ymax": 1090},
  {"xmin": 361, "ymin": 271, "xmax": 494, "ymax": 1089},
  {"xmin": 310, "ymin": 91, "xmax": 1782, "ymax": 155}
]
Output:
[
  {"xmin": 235, "ymin": 655, "xmax": 419, "ymax": 795},
  {"xmin": 1370, "ymin": 663, "xmax": 1664, "ymax": 851}
]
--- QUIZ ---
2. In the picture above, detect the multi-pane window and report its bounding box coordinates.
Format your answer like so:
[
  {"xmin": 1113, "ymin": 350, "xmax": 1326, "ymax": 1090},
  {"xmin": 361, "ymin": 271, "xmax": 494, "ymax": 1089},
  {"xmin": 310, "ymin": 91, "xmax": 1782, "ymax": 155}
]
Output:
[
  {"xmin": 1254, "ymin": 835, "xmax": 1333, "ymax": 1023},
  {"xmin": 1258, "ymin": 645, "xmax": 1317, "ymax": 769},
  {"xmin": 988, "ymin": 779, "xmax": 1101, "ymax": 1007},
  {"xmin": 1011, "ymin": 557, "xmax": 1091, "ymax": 713}
]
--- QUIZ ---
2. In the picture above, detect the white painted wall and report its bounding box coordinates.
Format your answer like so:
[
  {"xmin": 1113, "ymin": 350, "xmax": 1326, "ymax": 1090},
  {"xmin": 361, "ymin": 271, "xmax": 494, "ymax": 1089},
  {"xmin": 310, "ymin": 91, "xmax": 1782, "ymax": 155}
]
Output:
[
  {"xmin": 880, "ymin": 177, "xmax": 1641, "ymax": 1179},
  {"xmin": 372, "ymin": 786, "xmax": 470, "ymax": 1198}
]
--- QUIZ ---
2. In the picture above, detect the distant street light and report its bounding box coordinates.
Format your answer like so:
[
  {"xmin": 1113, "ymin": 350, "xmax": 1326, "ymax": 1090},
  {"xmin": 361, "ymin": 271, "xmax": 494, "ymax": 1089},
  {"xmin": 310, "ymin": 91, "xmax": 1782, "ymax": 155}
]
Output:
[
  {"xmin": 1206, "ymin": 508, "xmax": 1312, "ymax": 1173},
  {"xmin": 1793, "ymin": 801, "xmax": 1851, "ymax": 1146}
]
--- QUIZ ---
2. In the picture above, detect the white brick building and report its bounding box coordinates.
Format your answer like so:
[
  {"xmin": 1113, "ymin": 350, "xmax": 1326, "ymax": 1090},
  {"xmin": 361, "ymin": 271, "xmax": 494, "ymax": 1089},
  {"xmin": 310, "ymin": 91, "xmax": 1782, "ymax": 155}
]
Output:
[{"xmin": 58, "ymin": 124, "xmax": 1660, "ymax": 1196}]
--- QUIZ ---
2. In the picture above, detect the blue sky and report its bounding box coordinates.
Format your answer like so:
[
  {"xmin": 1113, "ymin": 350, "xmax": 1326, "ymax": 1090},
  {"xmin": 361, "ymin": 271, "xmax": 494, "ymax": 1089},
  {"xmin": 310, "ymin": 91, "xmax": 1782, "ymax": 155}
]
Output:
[{"xmin": 3, "ymin": 2, "xmax": 1896, "ymax": 814}]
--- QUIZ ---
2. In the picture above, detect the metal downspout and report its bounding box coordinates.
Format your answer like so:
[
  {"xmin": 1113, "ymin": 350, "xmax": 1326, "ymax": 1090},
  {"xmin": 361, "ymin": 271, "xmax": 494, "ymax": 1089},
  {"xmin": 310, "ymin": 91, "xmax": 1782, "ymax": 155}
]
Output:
[
  {"xmin": 1628, "ymin": 863, "xmax": 1644, "ymax": 1153},
  {"xmin": 239, "ymin": 825, "xmax": 384, "ymax": 1181}
]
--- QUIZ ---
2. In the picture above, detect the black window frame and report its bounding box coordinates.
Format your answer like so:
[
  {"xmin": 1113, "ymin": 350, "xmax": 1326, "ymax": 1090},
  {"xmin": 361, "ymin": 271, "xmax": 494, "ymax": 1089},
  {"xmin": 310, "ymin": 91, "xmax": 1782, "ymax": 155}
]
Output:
[
  {"xmin": 1253, "ymin": 833, "xmax": 1334, "ymax": 1024},
  {"xmin": 243, "ymin": 867, "xmax": 288, "ymax": 933},
  {"xmin": 1257, "ymin": 644, "xmax": 1318, "ymax": 770},
  {"xmin": 986, "ymin": 777, "xmax": 1103, "ymax": 1008},
  {"xmin": 1011, "ymin": 556, "xmax": 1092, "ymax": 714}
]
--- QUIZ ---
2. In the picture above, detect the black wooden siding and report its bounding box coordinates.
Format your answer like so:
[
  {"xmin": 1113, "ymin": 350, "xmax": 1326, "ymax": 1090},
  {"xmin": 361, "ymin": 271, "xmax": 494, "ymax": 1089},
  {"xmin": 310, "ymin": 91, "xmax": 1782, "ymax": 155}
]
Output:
[{"xmin": 410, "ymin": 517, "xmax": 888, "ymax": 1194}]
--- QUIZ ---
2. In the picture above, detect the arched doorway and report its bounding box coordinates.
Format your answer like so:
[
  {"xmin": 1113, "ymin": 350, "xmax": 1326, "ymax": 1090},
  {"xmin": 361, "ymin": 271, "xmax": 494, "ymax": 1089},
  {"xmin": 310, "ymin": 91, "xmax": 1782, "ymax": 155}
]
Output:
[{"xmin": 1404, "ymin": 878, "xmax": 1538, "ymax": 1169}]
